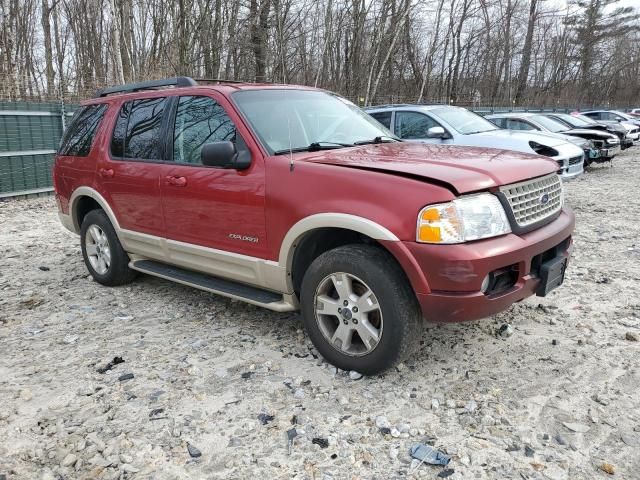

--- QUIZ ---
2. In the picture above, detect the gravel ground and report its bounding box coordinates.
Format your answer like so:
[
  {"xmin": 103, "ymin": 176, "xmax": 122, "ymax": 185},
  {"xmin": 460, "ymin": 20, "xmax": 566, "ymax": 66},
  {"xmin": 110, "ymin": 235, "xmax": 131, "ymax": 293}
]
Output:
[{"xmin": 1, "ymin": 151, "xmax": 640, "ymax": 480}]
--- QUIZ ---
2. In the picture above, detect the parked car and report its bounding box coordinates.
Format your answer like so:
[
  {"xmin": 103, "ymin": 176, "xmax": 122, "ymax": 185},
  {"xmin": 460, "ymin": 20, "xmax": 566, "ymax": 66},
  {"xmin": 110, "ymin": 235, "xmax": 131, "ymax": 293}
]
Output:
[
  {"xmin": 365, "ymin": 105, "xmax": 584, "ymax": 180},
  {"xmin": 54, "ymin": 78, "xmax": 575, "ymax": 374},
  {"xmin": 486, "ymin": 112, "xmax": 620, "ymax": 166},
  {"xmin": 628, "ymin": 108, "xmax": 640, "ymax": 118},
  {"xmin": 579, "ymin": 111, "xmax": 640, "ymax": 146},
  {"xmin": 580, "ymin": 110, "xmax": 640, "ymax": 128},
  {"xmin": 550, "ymin": 112, "xmax": 636, "ymax": 150}
]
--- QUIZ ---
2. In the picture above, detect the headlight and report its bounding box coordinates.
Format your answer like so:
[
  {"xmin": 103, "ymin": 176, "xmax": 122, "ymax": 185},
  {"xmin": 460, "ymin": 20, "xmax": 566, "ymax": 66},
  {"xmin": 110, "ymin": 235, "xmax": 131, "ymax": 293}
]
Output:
[
  {"xmin": 606, "ymin": 137, "xmax": 618, "ymax": 144},
  {"xmin": 416, "ymin": 194, "xmax": 511, "ymax": 244},
  {"xmin": 529, "ymin": 141, "xmax": 558, "ymax": 157}
]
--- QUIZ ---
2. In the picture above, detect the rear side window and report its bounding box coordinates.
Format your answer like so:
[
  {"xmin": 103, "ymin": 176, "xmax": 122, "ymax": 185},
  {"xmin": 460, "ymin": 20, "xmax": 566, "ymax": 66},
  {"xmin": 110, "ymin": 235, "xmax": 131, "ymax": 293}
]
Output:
[
  {"xmin": 58, "ymin": 104, "xmax": 107, "ymax": 156},
  {"xmin": 369, "ymin": 111, "xmax": 392, "ymax": 129},
  {"xmin": 172, "ymin": 96, "xmax": 236, "ymax": 164},
  {"xmin": 111, "ymin": 97, "xmax": 167, "ymax": 160}
]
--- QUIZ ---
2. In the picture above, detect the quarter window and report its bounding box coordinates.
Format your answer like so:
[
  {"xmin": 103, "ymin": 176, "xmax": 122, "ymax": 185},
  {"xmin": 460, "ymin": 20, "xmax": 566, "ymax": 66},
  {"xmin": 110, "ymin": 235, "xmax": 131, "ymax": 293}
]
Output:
[
  {"xmin": 111, "ymin": 97, "xmax": 167, "ymax": 160},
  {"xmin": 172, "ymin": 96, "xmax": 236, "ymax": 164},
  {"xmin": 58, "ymin": 104, "xmax": 107, "ymax": 156},
  {"xmin": 394, "ymin": 111, "xmax": 439, "ymax": 139}
]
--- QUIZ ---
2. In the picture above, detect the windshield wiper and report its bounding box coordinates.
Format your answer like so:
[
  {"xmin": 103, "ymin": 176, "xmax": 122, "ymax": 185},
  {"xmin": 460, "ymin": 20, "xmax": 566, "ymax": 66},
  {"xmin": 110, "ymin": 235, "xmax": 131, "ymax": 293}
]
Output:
[
  {"xmin": 308, "ymin": 141, "xmax": 353, "ymax": 150},
  {"xmin": 273, "ymin": 141, "xmax": 353, "ymax": 155},
  {"xmin": 353, "ymin": 135, "xmax": 399, "ymax": 145},
  {"xmin": 464, "ymin": 129, "xmax": 497, "ymax": 135}
]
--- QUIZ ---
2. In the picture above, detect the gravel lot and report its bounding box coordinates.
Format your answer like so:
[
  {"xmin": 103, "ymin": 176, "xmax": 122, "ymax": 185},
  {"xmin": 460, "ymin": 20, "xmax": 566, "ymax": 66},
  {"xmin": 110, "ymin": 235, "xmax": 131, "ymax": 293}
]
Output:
[{"xmin": 1, "ymin": 151, "xmax": 640, "ymax": 480}]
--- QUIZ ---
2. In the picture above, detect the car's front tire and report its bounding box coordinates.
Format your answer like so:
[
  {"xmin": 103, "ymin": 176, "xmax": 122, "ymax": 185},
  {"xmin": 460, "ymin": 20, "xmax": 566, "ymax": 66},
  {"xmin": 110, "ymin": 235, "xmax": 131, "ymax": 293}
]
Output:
[
  {"xmin": 300, "ymin": 244, "xmax": 423, "ymax": 375},
  {"xmin": 80, "ymin": 209, "xmax": 136, "ymax": 286}
]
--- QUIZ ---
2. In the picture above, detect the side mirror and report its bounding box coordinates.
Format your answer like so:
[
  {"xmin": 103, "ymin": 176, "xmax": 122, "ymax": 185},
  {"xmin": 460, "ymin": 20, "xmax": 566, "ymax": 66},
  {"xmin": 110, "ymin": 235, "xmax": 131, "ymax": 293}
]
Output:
[
  {"xmin": 201, "ymin": 141, "xmax": 250, "ymax": 170},
  {"xmin": 427, "ymin": 126, "xmax": 447, "ymax": 139}
]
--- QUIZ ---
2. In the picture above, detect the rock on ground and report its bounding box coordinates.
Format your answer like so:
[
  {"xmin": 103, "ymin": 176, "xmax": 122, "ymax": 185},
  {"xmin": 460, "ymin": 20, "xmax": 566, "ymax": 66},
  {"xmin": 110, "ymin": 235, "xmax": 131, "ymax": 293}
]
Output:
[{"xmin": 1, "ymin": 152, "xmax": 640, "ymax": 479}]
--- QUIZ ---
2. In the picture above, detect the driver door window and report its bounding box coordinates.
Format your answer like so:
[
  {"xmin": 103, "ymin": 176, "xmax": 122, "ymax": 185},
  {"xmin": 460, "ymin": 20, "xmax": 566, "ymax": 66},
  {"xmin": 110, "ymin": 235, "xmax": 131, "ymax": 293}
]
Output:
[
  {"xmin": 506, "ymin": 119, "xmax": 535, "ymax": 131},
  {"xmin": 394, "ymin": 111, "xmax": 439, "ymax": 139},
  {"xmin": 172, "ymin": 96, "xmax": 238, "ymax": 164}
]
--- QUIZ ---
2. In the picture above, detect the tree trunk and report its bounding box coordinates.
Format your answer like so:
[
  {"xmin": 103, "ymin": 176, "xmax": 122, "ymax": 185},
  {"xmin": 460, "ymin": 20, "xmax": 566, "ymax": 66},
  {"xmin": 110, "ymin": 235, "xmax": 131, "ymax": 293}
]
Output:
[
  {"xmin": 514, "ymin": 0, "xmax": 537, "ymax": 105},
  {"xmin": 41, "ymin": 0, "xmax": 55, "ymax": 96},
  {"xmin": 250, "ymin": 0, "xmax": 270, "ymax": 82}
]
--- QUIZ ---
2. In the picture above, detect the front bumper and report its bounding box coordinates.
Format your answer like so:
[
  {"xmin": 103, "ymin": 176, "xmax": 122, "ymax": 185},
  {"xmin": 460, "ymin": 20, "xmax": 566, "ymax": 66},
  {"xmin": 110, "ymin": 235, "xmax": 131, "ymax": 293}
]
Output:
[
  {"xmin": 599, "ymin": 145, "xmax": 620, "ymax": 158},
  {"xmin": 552, "ymin": 146, "xmax": 584, "ymax": 180},
  {"xmin": 393, "ymin": 208, "xmax": 575, "ymax": 323}
]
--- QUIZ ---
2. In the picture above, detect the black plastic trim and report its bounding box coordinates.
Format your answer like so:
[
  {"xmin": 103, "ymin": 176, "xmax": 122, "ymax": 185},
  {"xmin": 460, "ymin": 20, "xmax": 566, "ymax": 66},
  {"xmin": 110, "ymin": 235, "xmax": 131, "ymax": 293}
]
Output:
[
  {"xmin": 96, "ymin": 77, "xmax": 197, "ymax": 98},
  {"xmin": 132, "ymin": 260, "xmax": 282, "ymax": 304}
]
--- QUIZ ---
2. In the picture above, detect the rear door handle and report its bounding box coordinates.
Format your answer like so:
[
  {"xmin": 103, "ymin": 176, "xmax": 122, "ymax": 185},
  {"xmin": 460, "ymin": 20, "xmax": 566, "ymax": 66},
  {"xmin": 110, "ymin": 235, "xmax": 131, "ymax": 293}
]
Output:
[
  {"xmin": 165, "ymin": 175, "xmax": 187, "ymax": 187},
  {"xmin": 99, "ymin": 168, "xmax": 114, "ymax": 178}
]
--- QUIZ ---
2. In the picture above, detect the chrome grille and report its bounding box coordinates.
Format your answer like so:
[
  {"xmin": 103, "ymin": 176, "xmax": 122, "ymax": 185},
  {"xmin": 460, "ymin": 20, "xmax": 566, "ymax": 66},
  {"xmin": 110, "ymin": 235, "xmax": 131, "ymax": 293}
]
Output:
[
  {"xmin": 569, "ymin": 155, "xmax": 582, "ymax": 166},
  {"xmin": 500, "ymin": 174, "xmax": 563, "ymax": 228}
]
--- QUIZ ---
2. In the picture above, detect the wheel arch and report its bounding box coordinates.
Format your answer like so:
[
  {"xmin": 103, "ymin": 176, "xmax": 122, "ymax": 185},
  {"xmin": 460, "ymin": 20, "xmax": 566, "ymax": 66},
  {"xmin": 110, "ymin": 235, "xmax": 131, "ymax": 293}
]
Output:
[
  {"xmin": 281, "ymin": 213, "xmax": 410, "ymax": 295},
  {"xmin": 69, "ymin": 187, "xmax": 122, "ymax": 236}
]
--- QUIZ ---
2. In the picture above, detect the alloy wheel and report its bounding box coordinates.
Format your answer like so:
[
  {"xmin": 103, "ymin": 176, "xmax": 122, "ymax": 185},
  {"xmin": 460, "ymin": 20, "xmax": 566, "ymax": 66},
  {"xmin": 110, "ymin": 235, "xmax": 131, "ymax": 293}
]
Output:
[
  {"xmin": 314, "ymin": 272, "xmax": 383, "ymax": 356},
  {"xmin": 85, "ymin": 225, "xmax": 111, "ymax": 275}
]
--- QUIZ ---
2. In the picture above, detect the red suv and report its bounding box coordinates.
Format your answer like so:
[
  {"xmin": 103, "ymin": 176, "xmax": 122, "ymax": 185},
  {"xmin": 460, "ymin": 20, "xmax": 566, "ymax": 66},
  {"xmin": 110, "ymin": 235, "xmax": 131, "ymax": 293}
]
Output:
[{"xmin": 54, "ymin": 77, "xmax": 574, "ymax": 374}]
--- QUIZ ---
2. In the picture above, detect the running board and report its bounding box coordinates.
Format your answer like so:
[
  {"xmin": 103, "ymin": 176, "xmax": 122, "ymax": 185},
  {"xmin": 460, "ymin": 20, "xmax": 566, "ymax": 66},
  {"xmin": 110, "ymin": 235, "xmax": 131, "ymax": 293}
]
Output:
[{"xmin": 130, "ymin": 260, "xmax": 296, "ymax": 312}]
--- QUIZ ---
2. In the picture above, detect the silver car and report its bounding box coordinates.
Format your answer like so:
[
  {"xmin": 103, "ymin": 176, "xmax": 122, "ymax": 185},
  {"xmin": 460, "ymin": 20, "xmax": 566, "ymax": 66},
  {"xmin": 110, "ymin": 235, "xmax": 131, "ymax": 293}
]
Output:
[
  {"xmin": 580, "ymin": 110, "xmax": 640, "ymax": 146},
  {"xmin": 366, "ymin": 105, "xmax": 584, "ymax": 180},
  {"xmin": 486, "ymin": 112, "xmax": 620, "ymax": 165}
]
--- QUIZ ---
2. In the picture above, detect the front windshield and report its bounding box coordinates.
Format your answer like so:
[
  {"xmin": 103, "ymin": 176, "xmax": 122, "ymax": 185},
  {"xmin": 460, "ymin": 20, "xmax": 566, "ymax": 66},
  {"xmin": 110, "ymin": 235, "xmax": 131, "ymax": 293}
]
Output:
[
  {"xmin": 531, "ymin": 115, "xmax": 568, "ymax": 133},
  {"xmin": 573, "ymin": 114, "xmax": 598, "ymax": 124},
  {"xmin": 614, "ymin": 111, "xmax": 633, "ymax": 120},
  {"xmin": 232, "ymin": 89, "xmax": 397, "ymax": 154},
  {"xmin": 431, "ymin": 107, "xmax": 498, "ymax": 134},
  {"xmin": 554, "ymin": 113, "xmax": 591, "ymax": 127}
]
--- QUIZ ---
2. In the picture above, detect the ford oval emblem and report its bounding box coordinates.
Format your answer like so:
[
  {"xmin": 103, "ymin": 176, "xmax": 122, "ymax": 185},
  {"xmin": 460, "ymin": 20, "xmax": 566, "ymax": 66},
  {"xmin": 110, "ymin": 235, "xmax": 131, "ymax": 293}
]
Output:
[{"xmin": 539, "ymin": 193, "xmax": 550, "ymax": 205}]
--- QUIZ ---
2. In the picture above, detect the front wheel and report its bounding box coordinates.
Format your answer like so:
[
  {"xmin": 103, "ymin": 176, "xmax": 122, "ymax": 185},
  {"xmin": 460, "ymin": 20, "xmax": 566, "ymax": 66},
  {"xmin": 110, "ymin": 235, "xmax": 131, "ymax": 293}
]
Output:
[{"xmin": 300, "ymin": 244, "xmax": 423, "ymax": 375}]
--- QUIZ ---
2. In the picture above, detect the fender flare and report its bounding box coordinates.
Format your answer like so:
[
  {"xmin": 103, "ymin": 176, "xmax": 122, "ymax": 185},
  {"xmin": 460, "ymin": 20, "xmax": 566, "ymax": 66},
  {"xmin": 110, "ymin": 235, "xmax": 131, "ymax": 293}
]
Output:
[
  {"xmin": 278, "ymin": 212, "xmax": 399, "ymax": 270},
  {"xmin": 69, "ymin": 187, "xmax": 122, "ymax": 237}
]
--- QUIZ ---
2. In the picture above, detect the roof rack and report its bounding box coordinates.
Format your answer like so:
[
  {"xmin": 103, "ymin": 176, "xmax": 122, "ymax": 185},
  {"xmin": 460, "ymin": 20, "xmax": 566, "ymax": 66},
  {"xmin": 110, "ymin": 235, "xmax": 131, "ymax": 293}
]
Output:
[
  {"xmin": 193, "ymin": 78, "xmax": 246, "ymax": 84},
  {"xmin": 95, "ymin": 76, "xmax": 197, "ymax": 98}
]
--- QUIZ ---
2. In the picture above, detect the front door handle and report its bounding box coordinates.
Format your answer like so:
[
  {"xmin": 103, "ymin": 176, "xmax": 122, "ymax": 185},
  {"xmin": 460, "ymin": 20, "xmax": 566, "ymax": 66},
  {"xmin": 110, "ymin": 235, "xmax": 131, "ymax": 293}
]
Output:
[
  {"xmin": 165, "ymin": 175, "xmax": 187, "ymax": 187},
  {"xmin": 99, "ymin": 168, "xmax": 114, "ymax": 178}
]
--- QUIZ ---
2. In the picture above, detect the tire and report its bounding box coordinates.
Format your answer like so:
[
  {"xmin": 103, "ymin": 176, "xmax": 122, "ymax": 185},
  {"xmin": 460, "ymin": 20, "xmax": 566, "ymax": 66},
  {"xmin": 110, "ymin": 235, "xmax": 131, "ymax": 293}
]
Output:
[
  {"xmin": 80, "ymin": 209, "xmax": 136, "ymax": 286},
  {"xmin": 300, "ymin": 244, "xmax": 423, "ymax": 375}
]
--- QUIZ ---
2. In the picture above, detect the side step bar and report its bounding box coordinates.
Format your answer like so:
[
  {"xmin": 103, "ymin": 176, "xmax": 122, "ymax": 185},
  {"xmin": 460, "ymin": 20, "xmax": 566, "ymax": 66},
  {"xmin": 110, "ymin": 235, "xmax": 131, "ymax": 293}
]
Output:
[{"xmin": 130, "ymin": 260, "xmax": 296, "ymax": 312}]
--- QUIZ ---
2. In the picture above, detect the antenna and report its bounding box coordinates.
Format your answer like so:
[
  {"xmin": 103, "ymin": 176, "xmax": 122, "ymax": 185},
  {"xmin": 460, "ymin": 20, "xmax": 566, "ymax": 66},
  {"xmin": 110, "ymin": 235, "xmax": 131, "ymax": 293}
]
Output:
[{"xmin": 287, "ymin": 94, "xmax": 295, "ymax": 172}]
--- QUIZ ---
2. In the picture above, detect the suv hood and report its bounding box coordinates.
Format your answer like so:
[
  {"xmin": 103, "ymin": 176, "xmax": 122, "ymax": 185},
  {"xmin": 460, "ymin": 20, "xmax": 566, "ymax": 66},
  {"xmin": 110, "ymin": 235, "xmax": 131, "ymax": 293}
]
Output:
[
  {"xmin": 471, "ymin": 129, "xmax": 568, "ymax": 147},
  {"xmin": 302, "ymin": 142, "xmax": 558, "ymax": 194}
]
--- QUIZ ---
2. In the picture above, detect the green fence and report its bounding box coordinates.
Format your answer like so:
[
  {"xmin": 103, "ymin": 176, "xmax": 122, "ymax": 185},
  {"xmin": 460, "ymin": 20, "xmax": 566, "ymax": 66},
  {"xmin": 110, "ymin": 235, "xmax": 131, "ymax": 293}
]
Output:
[{"xmin": 0, "ymin": 101, "xmax": 76, "ymax": 198}]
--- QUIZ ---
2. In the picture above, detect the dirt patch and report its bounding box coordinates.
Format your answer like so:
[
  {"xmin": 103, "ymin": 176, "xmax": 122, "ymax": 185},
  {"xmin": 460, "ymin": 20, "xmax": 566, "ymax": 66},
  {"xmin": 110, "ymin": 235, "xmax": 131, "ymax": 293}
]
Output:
[{"xmin": 1, "ymin": 152, "xmax": 640, "ymax": 479}]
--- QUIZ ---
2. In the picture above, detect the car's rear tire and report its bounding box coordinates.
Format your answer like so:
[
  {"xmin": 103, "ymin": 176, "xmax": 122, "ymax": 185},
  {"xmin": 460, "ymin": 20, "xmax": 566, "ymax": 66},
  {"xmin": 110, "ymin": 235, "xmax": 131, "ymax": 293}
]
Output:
[
  {"xmin": 300, "ymin": 244, "xmax": 423, "ymax": 375},
  {"xmin": 80, "ymin": 209, "xmax": 136, "ymax": 286}
]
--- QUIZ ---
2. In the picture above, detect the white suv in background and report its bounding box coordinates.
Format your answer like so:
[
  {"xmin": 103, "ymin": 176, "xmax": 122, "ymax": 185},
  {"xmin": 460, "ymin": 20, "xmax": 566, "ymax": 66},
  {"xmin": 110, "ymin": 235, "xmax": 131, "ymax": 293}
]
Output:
[{"xmin": 365, "ymin": 105, "xmax": 584, "ymax": 180}]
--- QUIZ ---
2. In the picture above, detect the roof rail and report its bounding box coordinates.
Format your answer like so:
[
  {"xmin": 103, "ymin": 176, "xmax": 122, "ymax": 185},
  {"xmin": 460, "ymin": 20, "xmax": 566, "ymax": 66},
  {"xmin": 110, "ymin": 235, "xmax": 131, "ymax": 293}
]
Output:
[
  {"xmin": 95, "ymin": 76, "xmax": 197, "ymax": 98},
  {"xmin": 193, "ymin": 78, "xmax": 246, "ymax": 84}
]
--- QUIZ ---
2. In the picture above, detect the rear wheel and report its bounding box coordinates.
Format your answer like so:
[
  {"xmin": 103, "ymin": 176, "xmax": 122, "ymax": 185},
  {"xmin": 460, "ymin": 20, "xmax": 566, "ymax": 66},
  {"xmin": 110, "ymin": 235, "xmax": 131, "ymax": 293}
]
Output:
[
  {"xmin": 80, "ymin": 209, "xmax": 136, "ymax": 286},
  {"xmin": 300, "ymin": 244, "xmax": 423, "ymax": 375}
]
